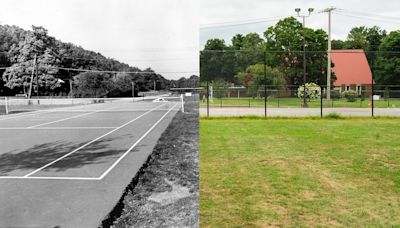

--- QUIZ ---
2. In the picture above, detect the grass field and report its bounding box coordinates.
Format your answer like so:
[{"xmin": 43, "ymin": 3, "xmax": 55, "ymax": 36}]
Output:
[
  {"xmin": 200, "ymin": 118, "xmax": 400, "ymax": 227},
  {"xmin": 200, "ymin": 97, "xmax": 400, "ymax": 108}
]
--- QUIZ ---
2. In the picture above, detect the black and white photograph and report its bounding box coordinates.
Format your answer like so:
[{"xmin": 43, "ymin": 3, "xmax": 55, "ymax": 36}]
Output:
[{"xmin": 0, "ymin": 0, "xmax": 199, "ymax": 227}]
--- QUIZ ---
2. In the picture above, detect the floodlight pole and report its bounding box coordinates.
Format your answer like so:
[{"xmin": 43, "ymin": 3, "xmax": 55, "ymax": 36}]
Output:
[{"xmin": 295, "ymin": 8, "xmax": 313, "ymax": 108}]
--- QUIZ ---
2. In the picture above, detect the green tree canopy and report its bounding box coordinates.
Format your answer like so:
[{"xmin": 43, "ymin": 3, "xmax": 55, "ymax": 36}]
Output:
[
  {"xmin": 263, "ymin": 17, "xmax": 328, "ymax": 85},
  {"xmin": 375, "ymin": 30, "xmax": 400, "ymax": 85},
  {"xmin": 236, "ymin": 64, "xmax": 286, "ymax": 97}
]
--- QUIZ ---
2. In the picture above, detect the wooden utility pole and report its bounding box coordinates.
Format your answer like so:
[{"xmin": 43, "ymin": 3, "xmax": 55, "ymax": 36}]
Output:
[
  {"xmin": 322, "ymin": 7, "xmax": 336, "ymax": 107},
  {"xmin": 28, "ymin": 54, "xmax": 37, "ymax": 99},
  {"xmin": 132, "ymin": 81, "xmax": 135, "ymax": 97}
]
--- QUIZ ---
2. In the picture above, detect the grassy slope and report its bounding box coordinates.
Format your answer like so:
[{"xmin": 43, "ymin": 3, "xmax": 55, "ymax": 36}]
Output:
[{"xmin": 200, "ymin": 118, "xmax": 400, "ymax": 227}]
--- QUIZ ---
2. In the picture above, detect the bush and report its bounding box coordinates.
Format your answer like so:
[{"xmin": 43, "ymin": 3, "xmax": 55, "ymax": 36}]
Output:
[
  {"xmin": 331, "ymin": 90, "xmax": 341, "ymax": 100},
  {"xmin": 342, "ymin": 90, "xmax": 358, "ymax": 102},
  {"xmin": 325, "ymin": 112, "xmax": 343, "ymax": 119},
  {"xmin": 297, "ymin": 83, "xmax": 321, "ymax": 101}
]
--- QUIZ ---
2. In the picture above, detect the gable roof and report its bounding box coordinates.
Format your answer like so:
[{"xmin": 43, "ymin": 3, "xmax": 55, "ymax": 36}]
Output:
[{"xmin": 331, "ymin": 49, "xmax": 372, "ymax": 85}]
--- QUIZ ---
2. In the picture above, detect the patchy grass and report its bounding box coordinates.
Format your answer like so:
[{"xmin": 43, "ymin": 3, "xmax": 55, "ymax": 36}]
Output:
[{"xmin": 200, "ymin": 118, "xmax": 400, "ymax": 227}]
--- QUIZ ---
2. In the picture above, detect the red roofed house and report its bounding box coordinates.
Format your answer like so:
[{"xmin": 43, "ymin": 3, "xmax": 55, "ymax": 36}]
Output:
[{"xmin": 331, "ymin": 49, "xmax": 373, "ymax": 95}]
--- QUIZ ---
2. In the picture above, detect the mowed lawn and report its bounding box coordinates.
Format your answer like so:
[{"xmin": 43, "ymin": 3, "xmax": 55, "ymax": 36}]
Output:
[{"xmin": 200, "ymin": 118, "xmax": 400, "ymax": 227}]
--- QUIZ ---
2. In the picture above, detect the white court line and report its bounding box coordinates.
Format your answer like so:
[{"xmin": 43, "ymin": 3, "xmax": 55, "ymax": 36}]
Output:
[
  {"xmin": 0, "ymin": 110, "xmax": 47, "ymax": 121},
  {"xmin": 98, "ymin": 103, "xmax": 179, "ymax": 180},
  {"xmin": 26, "ymin": 107, "xmax": 117, "ymax": 129},
  {"xmin": 23, "ymin": 103, "xmax": 166, "ymax": 178},
  {"xmin": 0, "ymin": 176, "xmax": 101, "ymax": 181},
  {"xmin": 0, "ymin": 127, "xmax": 117, "ymax": 130}
]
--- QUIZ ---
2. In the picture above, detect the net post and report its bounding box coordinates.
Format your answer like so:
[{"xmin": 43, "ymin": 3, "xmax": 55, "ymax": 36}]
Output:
[{"xmin": 180, "ymin": 94, "xmax": 184, "ymax": 113}]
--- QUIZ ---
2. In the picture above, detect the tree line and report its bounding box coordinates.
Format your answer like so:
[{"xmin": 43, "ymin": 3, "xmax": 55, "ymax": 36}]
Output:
[
  {"xmin": 200, "ymin": 16, "xmax": 400, "ymax": 88},
  {"xmin": 0, "ymin": 24, "xmax": 197, "ymax": 97}
]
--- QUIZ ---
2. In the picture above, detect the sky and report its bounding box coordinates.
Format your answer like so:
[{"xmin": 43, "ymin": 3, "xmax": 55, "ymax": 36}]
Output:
[
  {"xmin": 0, "ymin": 0, "xmax": 199, "ymax": 80},
  {"xmin": 200, "ymin": 0, "xmax": 400, "ymax": 48}
]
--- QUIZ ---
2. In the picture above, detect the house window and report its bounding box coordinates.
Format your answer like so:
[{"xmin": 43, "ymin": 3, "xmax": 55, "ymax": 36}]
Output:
[{"xmin": 346, "ymin": 85, "xmax": 350, "ymax": 91}]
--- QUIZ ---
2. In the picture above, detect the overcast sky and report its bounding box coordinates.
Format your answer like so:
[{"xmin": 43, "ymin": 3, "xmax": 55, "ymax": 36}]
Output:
[
  {"xmin": 0, "ymin": 0, "xmax": 199, "ymax": 80},
  {"xmin": 201, "ymin": 0, "xmax": 400, "ymax": 48}
]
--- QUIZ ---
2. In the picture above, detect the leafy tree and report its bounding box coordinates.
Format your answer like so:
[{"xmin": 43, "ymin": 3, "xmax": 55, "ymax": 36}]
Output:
[
  {"xmin": 374, "ymin": 31, "xmax": 400, "ymax": 85},
  {"xmin": 210, "ymin": 79, "xmax": 230, "ymax": 99},
  {"xmin": 172, "ymin": 75, "xmax": 199, "ymax": 88},
  {"xmin": 236, "ymin": 64, "xmax": 285, "ymax": 97},
  {"xmin": 72, "ymin": 72, "xmax": 112, "ymax": 97},
  {"xmin": 200, "ymin": 39, "xmax": 235, "ymax": 82},
  {"xmin": 332, "ymin": 39, "xmax": 346, "ymax": 49},
  {"xmin": 234, "ymin": 33, "xmax": 265, "ymax": 74},
  {"xmin": 345, "ymin": 26, "xmax": 386, "ymax": 52},
  {"xmin": 2, "ymin": 26, "xmax": 61, "ymax": 95},
  {"xmin": 263, "ymin": 17, "xmax": 328, "ymax": 86},
  {"xmin": 345, "ymin": 26, "xmax": 369, "ymax": 49},
  {"xmin": 231, "ymin": 34, "xmax": 244, "ymax": 50},
  {"xmin": 0, "ymin": 24, "xmax": 173, "ymax": 97}
]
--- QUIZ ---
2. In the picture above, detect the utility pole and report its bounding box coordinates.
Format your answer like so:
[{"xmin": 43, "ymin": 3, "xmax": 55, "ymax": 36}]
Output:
[
  {"xmin": 28, "ymin": 54, "xmax": 37, "ymax": 100},
  {"xmin": 264, "ymin": 51, "xmax": 267, "ymax": 118},
  {"xmin": 132, "ymin": 81, "xmax": 135, "ymax": 97},
  {"xmin": 321, "ymin": 7, "xmax": 336, "ymax": 107},
  {"xmin": 295, "ymin": 8, "xmax": 314, "ymax": 108},
  {"xmin": 35, "ymin": 58, "xmax": 39, "ymax": 98}
]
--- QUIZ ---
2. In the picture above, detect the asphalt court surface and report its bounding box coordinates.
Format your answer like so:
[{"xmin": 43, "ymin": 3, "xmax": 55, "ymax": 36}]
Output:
[
  {"xmin": 0, "ymin": 99, "xmax": 180, "ymax": 179},
  {"xmin": 0, "ymin": 98, "xmax": 181, "ymax": 227}
]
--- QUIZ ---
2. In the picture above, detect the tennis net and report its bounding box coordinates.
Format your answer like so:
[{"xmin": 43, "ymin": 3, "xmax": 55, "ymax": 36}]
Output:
[{"xmin": 0, "ymin": 95, "xmax": 185, "ymax": 115}]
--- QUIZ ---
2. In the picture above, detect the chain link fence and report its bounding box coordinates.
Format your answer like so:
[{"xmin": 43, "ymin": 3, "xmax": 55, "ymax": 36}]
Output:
[{"xmin": 200, "ymin": 50, "xmax": 400, "ymax": 117}]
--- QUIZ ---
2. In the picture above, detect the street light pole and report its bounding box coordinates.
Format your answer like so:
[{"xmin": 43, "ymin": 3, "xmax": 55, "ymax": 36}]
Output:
[{"xmin": 295, "ymin": 8, "xmax": 314, "ymax": 108}]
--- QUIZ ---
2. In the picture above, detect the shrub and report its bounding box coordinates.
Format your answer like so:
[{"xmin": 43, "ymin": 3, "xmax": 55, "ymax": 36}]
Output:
[
  {"xmin": 331, "ymin": 90, "xmax": 341, "ymax": 100},
  {"xmin": 325, "ymin": 112, "xmax": 343, "ymax": 119},
  {"xmin": 297, "ymin": 83, "xmax": 321, "ymax": 101},
  {"xmin": 342, "ymin": 90, "xmax": 358, "ymax": 102}
]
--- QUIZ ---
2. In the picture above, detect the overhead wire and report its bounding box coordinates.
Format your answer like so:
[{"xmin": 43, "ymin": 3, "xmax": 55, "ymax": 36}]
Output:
[
  {"xmin": 200, "ymin": 15, "xmax": 292, "ymax": 29},
  {"xmin": 334, "ymin": 9, "xmax": 400, "ymax": 25}
]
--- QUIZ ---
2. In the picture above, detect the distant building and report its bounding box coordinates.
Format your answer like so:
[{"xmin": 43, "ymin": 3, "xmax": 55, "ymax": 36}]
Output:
[{"xmin": 331, "ymin": 49, "xmax": 373, "ymax": 95}]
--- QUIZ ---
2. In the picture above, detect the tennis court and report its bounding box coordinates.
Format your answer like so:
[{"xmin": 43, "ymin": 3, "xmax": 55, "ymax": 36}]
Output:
[{"xmin": 0, "ymin": 96, "xmax": 183, "ymax": 227}]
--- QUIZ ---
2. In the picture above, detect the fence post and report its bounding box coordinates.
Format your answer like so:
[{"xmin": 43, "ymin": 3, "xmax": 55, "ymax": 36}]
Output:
[
  {"xmin": 372, "ymin": 83, "xmax": 374, "ymax": 117},
  {"xmin": 320, "ymin": 86, "xmax": 323, "ymax": 118},
  {"xmin": 206, "ymin": 80, "xmax": 209, "ymax": 117},
  {"xmin": 181, "ymin": 94, "xmax": 184, "ymax": 113},
  {"xmin": 264, "ymin": 51, "xmax": 267, "ymax": 118}
]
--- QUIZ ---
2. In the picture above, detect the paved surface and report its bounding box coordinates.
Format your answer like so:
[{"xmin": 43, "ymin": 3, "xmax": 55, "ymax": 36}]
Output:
[
  {"xmin": 0, "ymin": 99, "xmax": 180, "ymax": 227},
  {"xmin": 200, "ymin": 107, "xmax": 400, "ymax": 117}
]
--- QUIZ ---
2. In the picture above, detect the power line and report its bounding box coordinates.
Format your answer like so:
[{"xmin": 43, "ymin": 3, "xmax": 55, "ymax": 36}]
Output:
[
  {"xmin": 333, "ymin": 11, "xmax": 400, "ymax": 25},
  {"xmin": 337, "ymin": 9, "xmax": 400, "ymax": 21},
  {"xmin": 200, "ymin": 15, "xmax": 291, "ymax": 29}
]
